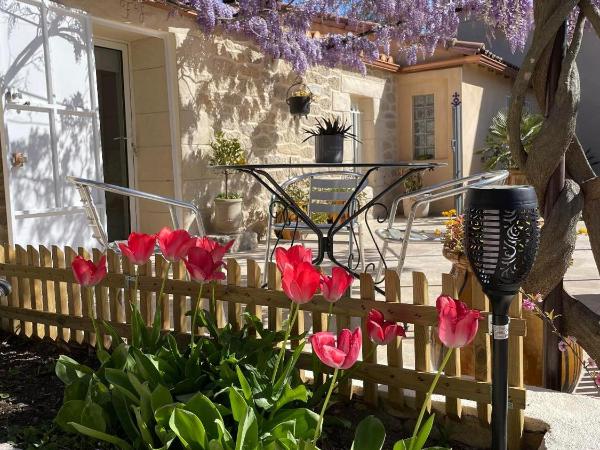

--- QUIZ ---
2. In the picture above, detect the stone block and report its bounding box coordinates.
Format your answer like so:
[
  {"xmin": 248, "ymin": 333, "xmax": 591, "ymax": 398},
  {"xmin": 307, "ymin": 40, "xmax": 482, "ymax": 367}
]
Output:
[{"xmin": 332, "ymin": 91, "xmax": 351, "ymax": 112}]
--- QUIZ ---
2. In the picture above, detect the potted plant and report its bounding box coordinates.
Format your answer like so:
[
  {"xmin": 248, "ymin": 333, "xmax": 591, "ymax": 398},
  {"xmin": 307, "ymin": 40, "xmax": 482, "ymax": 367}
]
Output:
[
  {"xmin": 303, "ymin": 116, "xmax": 358, "ymax": 163},
  {"xmin": 286, "ymin": 82, "xmax": 313, "ymax": 116},
  {"xmin": 477, "ymin": 110, "xmax": 542, "ymax": 185},
  {"xmin": 209, "ymin": 131, "xmax": 246, "ymax": 234},
  {"xmin": 402, "ymin": 172, "xmax": 430, "ymax": 218}
]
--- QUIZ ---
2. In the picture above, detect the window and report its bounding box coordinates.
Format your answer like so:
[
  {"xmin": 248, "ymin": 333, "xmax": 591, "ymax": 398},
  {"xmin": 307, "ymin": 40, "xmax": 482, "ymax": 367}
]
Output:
[{"xmin": 412, "ymin": 94, "xmax": 435, "ymax": 160}]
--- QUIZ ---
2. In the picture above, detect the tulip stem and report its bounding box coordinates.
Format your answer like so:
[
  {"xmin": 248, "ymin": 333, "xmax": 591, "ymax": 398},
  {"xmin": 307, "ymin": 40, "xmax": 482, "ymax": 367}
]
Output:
[
  {"xmin": 313, "ymin": 367, "xmax": 339, "ymax": 443},
  {"xmin": 154, "ymin": 261, "xmax": 172, "ymax": 331},
  {"xmin": 327, "ymin": 303, "xmax": 334, "ymax": 332},
  {"xmin": 190, "ymin": 283, "xmax": 204, "ymax": 349},
  {"xmin": 409, "ymin": 347, "xmax": 454, "ymax": 450},
  {"xmin": 210, "ymin": 282, "xmax": 217, "ymax": 322},
  {"xmin": 271, "ymin": 302, "xmax": 299, "ymax": 384},
  {"xmin": 86, "ymin": 286, "xmax": 100, "ymax": 350}
]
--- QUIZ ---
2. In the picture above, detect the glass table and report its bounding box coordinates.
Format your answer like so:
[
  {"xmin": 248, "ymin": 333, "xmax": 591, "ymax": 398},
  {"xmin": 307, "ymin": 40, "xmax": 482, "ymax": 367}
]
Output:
[{"xmin": 213, "ymin": 162, "xmax": 446, "ymax": 290}]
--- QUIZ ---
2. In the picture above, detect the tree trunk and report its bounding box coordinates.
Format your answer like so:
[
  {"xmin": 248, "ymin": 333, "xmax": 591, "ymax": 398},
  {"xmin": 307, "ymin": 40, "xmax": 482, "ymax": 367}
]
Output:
[{"xmin": 509, "ymin": 0, "xmax": 600, "ymax": 370}]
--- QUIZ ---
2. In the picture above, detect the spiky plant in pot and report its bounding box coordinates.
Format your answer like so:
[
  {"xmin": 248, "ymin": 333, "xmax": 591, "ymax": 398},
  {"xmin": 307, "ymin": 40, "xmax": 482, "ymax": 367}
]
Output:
[{"xmin": 303, "ymin": 116, "xmax": 359, "ymax": 163}]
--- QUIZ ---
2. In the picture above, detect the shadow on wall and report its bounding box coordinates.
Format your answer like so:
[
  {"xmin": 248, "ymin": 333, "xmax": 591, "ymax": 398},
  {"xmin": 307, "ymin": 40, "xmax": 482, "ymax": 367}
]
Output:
[{"xmin": 175, "ymin": 32, "xmax": 326, "ymax": 235}]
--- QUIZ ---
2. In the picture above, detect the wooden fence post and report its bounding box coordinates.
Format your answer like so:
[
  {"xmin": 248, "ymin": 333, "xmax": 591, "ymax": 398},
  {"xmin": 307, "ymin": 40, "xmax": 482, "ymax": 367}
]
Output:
[
  {"xmin": 442, "ymin": 273, "xmax": 462, "ymax": 419},
  {"xmin": 360, "ymin": 273, "xmax": 378, "ymax": 405},
  {"xmin": 471, "ymin": 279, "xmax": 491, "ymax": 425},
  {"xmin": 138, "ymin": 260, "xmax": 153, "ymax": 326},
  {"xmin": 16, "ymin": 245, "xmax": 31, "ymax": 337},
  {"xmin": 107, "ymin": 250, "xmax": 125, "ymax": 328},
  {"xmin": 172, "ymin": 261, "xmax": 187, "ymax": 333},
  {"xmin": 27, "ymin": 246, "xmax": 43, "ymax": 339},
  {"xmin": 4, "ymin": 245, "xmax": 18, "ymax": 334},
  {"xmin": 227, "ymin": 259, "xmax": 242, "ymax": 331},
  {"xmin": 246, "ymin": 259, "xmax": 262, "ymax": 327},
  {"xmin": 122, "ymin": 257, "xmax": 135, "ymax": 325},
  {"xmin": 267, "ymin": 262, "xmax": 282, "ymax": 331},
  {"xmin": 508, "ymin": 293, "xmax": 524, "ymax": 450},
  {"xmin": 385, "ymin": 269, "xmax": 404, "ymax": 407},
  {"xmin": 93, "ymin": 248, "xmax": 109, "ymax": 348},
  {"xmin": 413, "ymin": 271, "xmax": 431, "ymax": 411},
  {"xmin": 39, "ymin": 246, "xmax": 55, "ymax": 339},
  {"xmin": 51, "ymin": 246, "xmax": 68, "ymax": 341},
  {"xmin": 78, "ymin": 248, "xmax": 92, "ymax": 344}
]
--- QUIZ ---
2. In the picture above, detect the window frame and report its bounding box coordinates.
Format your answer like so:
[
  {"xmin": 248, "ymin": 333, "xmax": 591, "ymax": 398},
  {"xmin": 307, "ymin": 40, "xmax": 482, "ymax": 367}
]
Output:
[{"xmin": 412, "ymin": 93, "xmax": 436, "ymax": 160}]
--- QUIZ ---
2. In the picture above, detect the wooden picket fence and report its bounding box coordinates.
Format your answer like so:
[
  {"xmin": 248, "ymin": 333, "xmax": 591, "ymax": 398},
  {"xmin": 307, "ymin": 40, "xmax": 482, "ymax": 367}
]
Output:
[{"xmin": 0, "ymin": 244, "xmax": 526, "ymax": 449}]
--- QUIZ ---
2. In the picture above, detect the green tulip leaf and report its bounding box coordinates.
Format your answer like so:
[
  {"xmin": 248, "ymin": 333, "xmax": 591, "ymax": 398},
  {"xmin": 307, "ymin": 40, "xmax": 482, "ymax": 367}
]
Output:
[
  {"xmin": 235, "ymin": 407, "xmax": 258, "ymax": 450},
  {"xmin": 351, "ymin": 415, "xmax": 385, "ymax": 450},
  {"xmin": 112, "ymin": 389, "xmax": 140, "ymax": 442},
  {"xmin": 413, "ymin": 414, "xmax": 435, "ymax": 450},
  {"xmin": 229, "ymin": 387, "xmax": 248, "ymax": 423},
  {"xmin": 169, "ymin": 407, "xmax": 208, "ymax": 450},
  {"xmin": 266, "ymin": 409, "xmax": 319, "ymax": 440},
  {"xmin": 273, "ymin": 384, "xmax": 309, "ymax": 413},
  {"xmin": 185, "ymin": 392, "xmax": 223, "ymax": 440},
  {"xmin": 152, "ymin": 384, "xmax": 174, "ymax": 412},
  {"xmin": 235, "ymin": 366, "xmax": 253, "ymax": 400},
  {"xmin": 55, "ymin": 400, "xmax": 85, "ymax": 432},
  {"xmin": 80, "ymin": 401, "xmax": 106, "ymax": 432},
  {"xmin": 105, "ymin": 368, "xmax": 140, "ymax": 405},
  {"xmin": 68, "ymin": 422, "xmax": 133, "ymax": 450}
]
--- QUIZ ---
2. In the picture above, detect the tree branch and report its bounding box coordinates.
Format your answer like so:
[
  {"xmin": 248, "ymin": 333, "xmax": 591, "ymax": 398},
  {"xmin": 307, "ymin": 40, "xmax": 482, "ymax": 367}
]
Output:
[{"xmin": 508, "ymin": 0, "xmax": 580, "ymax": 175}]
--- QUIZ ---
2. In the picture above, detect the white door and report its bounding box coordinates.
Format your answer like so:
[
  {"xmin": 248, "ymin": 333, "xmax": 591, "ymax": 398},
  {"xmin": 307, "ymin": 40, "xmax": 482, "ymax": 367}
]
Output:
[{"xmin": 0, "ymin": 0, "xmax": 104, "ymax": 248}]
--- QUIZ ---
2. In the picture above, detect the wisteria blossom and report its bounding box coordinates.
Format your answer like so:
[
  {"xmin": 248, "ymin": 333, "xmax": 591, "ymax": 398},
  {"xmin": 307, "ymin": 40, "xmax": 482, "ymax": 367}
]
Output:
[{"xmin": 173, "ymin": 0, "xmax": 541, "ymax": 74}]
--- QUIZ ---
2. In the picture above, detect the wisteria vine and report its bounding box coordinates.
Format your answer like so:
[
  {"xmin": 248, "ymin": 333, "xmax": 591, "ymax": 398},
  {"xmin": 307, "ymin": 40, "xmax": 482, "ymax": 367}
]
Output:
[{"xmin": 169, "ymin": 0, "xmax": 535, "ymax": 73}]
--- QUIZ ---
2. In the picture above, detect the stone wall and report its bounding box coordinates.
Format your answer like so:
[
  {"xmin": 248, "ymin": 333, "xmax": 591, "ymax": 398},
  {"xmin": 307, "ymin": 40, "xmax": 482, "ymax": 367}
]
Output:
[{"xmin": 173, "ymin": 30, "xmax": 398, "ymax": 234}]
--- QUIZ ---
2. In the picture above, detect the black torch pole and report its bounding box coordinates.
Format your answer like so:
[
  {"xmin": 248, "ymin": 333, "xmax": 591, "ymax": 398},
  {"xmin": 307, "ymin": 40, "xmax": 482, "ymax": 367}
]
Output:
[{"xmin": 490, "ymin": 295, "xmax": 513, "ymax": 450}]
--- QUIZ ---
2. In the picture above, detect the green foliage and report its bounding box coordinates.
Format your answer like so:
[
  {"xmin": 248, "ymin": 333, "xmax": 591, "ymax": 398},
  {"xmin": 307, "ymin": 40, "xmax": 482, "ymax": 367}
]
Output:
[
  {"xmin": 55, "ymin": 311, "xmax": 320, "ymax": 450},
  {"xmin": 302, "ymin": 116, "xmax": 358, "ymax": 141},
  {"xmin": 351, "ymin": 415, "xmax": 386, "ymax": 450},
  {"xmin": 209, "ymin": 131, "xmax": 247, "ymax": 198},
  {"xmin": 403, "ymin": 172, "xmax": 423, "ymax": 193},
  {"xmin": 477, "ymin": 109, "xmax": 543, "ymax": 170}
]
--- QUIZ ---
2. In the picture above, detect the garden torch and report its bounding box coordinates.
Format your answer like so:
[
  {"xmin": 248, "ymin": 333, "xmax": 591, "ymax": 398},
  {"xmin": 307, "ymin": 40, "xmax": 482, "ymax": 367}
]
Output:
[{"xmin": 464, "ymin": 186, "xmax": 539, "ymax": 450}]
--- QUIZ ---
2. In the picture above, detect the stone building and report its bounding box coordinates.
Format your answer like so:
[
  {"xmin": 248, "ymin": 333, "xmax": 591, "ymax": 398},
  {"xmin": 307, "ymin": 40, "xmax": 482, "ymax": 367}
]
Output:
[{"xmin": 0, "ymin": 0, "xmax": 525, "ymax": 248}]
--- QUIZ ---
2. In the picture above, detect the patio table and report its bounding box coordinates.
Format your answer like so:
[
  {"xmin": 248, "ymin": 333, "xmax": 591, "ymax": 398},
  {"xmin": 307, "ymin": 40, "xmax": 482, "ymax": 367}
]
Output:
[{"xmin": 213, "ymin": 162, "xmax": 445, "ymax": 290}]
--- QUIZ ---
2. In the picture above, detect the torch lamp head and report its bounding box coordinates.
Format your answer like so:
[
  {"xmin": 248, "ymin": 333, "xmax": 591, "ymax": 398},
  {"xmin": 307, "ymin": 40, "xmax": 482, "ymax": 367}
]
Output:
[{"xmin": 464, "ymin": 185, "xmax": 540, "ymax": 316}]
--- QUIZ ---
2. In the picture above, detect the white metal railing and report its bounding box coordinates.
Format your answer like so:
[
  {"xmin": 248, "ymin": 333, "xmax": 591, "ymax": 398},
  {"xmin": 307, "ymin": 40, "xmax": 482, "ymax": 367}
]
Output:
[{"xmin": 68, "ymin": 176, "xmax": 205, "ymax": 250}]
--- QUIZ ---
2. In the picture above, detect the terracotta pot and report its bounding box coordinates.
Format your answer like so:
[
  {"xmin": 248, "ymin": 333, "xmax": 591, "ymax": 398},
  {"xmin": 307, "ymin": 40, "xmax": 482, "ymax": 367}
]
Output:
[
  {"xmin": 275, "ymin": 209, "xmax": 306, "ymax": 241},
  {"xmin": 213, "ymin": 198, "xmax": 242, "ymax": 234},
  {"xmin": 433, "ymin": 249, "xmax": 583, "ymax": 391}
]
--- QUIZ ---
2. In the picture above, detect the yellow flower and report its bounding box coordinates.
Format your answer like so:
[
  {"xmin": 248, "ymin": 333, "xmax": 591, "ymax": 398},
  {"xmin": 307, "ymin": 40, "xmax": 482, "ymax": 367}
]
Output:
[
  {"xmin": 434, "ymin": 228, "xmax": 442, "ymax": 236},
  {"xmin": 577, "ymin": 226, "xmax": 588, "ymax": 235}
]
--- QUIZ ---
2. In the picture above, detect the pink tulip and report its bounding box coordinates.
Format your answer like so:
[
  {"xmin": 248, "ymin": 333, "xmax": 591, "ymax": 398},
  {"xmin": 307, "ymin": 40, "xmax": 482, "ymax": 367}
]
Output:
[
  {"xmin": 157, "ymin": 227, "xmax": 195, "ymax": 262},
  {"xmin": 274, "ymin": 245, "xmax": 313, "ymax": 273},
  {"xmin": 281, "ymin": 261, "xmax": 321, "ymax": 304},
  {"xmin": 195, "ymin": 237, "xmax": 234, "ymax": 263},
  {"xmin": 118, "ymin": 232, "xmax": 156, "ymax": 266},
  {"xmin": 310, "ymin": 328, "xmax": 362, "ymax": 370},
  {"xmin": 184, "ymin": 247, "xmax": 226, "ymax": 282},
  {"xmin": 320, "ymin": 267, "xmax": 354, "ymax": 303},
  {"xmin": 436, "ymin": 295, "xmax": 481, "ymax": 348},
  {"xmin": 367, "ymin": 309, "xmax": 405, "ymax": 345},
  {"xmin": 72, "ymin": 255, "xmax": 107, "ymax": 287}
]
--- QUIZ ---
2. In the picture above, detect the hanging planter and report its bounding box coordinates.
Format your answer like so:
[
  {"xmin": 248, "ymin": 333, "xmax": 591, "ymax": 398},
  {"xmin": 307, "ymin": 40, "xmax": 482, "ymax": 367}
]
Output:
[{"xmin": 286, "ymin": 80, "xmax": 313, "ymax": 116}]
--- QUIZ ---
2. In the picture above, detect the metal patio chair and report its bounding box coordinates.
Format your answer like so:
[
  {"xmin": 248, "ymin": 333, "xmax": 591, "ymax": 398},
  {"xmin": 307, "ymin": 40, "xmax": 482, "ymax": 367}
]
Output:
[
  {"xmin": 263, "ymin": 171, "xmax": 366, "ymax": 283},
  {"xmin": 68, "ymin": 176, "xmax": 206, "ymax": 251},
  {"xmin": 375, "ymin": 170, "xmax": 509, "ymax": 278}
]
